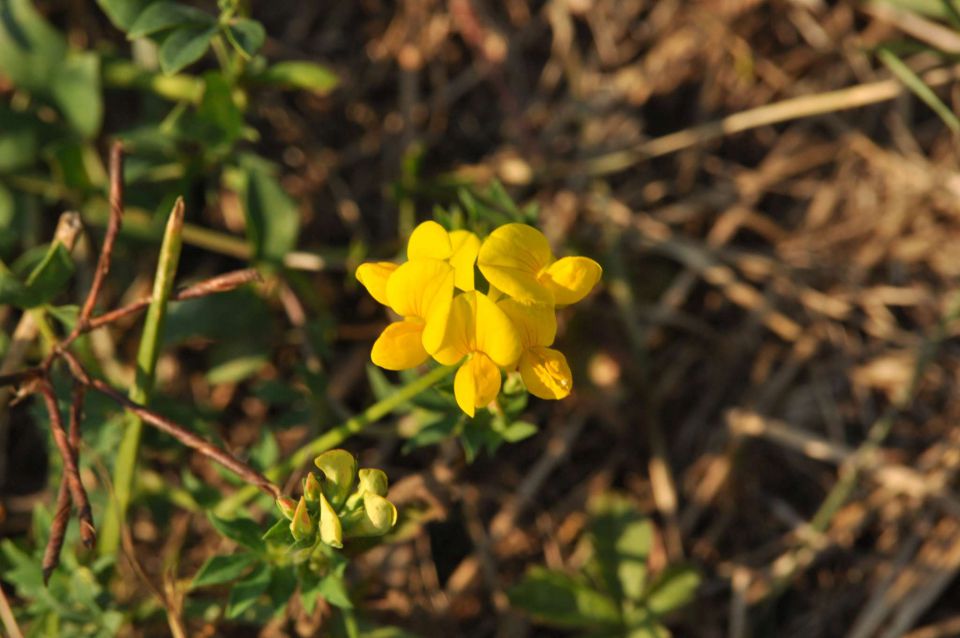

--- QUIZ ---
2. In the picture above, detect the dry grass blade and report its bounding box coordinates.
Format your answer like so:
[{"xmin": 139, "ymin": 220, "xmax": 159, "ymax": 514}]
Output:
[{"xmin": 580, "ymin": 65, "xmax": 960, "ymax": 174}]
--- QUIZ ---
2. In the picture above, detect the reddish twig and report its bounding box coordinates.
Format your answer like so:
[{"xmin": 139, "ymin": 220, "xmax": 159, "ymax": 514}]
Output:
[
  {"xmin": 3, "ymin": 143, "xmax": 282, "ymax": 584},
  {"xmin": 41, "ymin": 482, "xmax": 71, "ymax": 585},
  {"xmin": 0, "ymin": 367, "xmax": 43, "ymax": 390},
  {"xmin": 38, "ymin": 380, "xmax": 95, "ymax": 549},
  {"xmin": 76, "ymin": 141, "xmax": 124, "ymax": 328},
  {"xmin": 56, "ymin": 350, "xmax": 280, "ymax": 501},
  {"xmin": 84, "ymin": 269, "xmax": 262, "ymax": 334},
  {"xmin": 41, "ymin": 384, "xmax": 86, "ymax": 584},
  {"xmin": 90, "ymin": 378, "xmax": 281, "ymax": 500}
]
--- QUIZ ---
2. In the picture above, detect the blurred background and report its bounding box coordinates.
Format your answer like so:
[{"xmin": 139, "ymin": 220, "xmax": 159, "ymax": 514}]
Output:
[{"xmin": 3, "ymin": 0, "xmax": 960, "ymax": 636}]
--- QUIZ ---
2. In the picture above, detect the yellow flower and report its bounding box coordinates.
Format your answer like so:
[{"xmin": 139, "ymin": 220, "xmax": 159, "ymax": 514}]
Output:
[
  {"xmin": 432, "ymin": 291, "xmax": 522, "ymax": 416},
  {"xmin": 407, "ymin": 220, "xmax": 481, "ymax": 291},
  {"xmin": 498, "ymin": 299, "xmax": 572, "ymax": 400},
  {"xmin": 477, "ymin": 223, "xmax": 602, "ymax": 306},
  {"xmin": 363, "ymin": 259, "xmax": 454, "ymax": 370},
  {"xmin": 355, "ymin": 261, "xmax": 398, "ymax": 306}
]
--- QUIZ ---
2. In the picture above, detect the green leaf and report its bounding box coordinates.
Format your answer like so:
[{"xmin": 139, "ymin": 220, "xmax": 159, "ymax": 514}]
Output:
[
  {"xmin": 96, "ymin": 0, "xmax": 153, "ymax": 31},
  {"xmin": 268, "ymin": 568, "xmax": 298, "ymax": 613},
  {"xmin": 500, "ymin": 420, "xmax": 537, "ymax": 443},
  {"xmin": 50, "ymin": 52, "xmax": 103, "ymax": 137},
  {"xmin": 0, "ymin": 0, "xmax": 67, "ymax": 91},
  {"xmin": 226, "ymin": 563, "xmax": 271, "ymax": 619},
  {"xmin": 589, "ymin": 494, "xmax": 653, "ymax": 602},
  {"xmin": 256, "ymin": 61, "xmax": 339, "ymax": 94},
  {"xmin": 262, "ymin": 518, "xmax": 294, "ymax": 544},
  {"xmin": 240, "ymin": 158, "xmax": 301, "ymax": 263},
  {"xmin": 0, "ymin": 273, "xmax": 29, "ymax": 308},
  {"xmin": 878, "ymin": 47, "xmax": 960, "ymax": 133},
  {"xmin": 303, "ymin": 572, "xmax": 353, "ymax": 612},
  {"xmin": 127, "ymin": 1, "xmax": 214, "ymax": 39},
  {"xmin": 645, "ymin": 566, "xmax": 700, "ymax": 616},
  {"xmin": 206, "ymin": 353, "xmax": 268, "ymax": 384},
  {"xmin": 402, "ymin": 411, "xmax": 461, "ymax": 453},
  {"xmin": 191, "ymin": 553, "xmax": 258, "ymax": 588},
  {"xmin": 193, "ymin": 71, "xmax": 244, "ymax": 150},
  {"xmin": 209, "ymin": 513, "xmax": 267, "ymax": 553},
  {"xmin": 159, "ymin": 24, "xmax": 217, "ymax": 75},
  {"xmin": 508, "ymin": 566, "xmax": 622, "ymax": 629},
  {"xmin": 225, "ymin": 18, "xmax": 265, "ymax": 58},
  {"xmin": 0, "ymin": 242, "xmax": 76, "ymax": 309},
  {"xmin": 0, "ymin": 107, "xmax": 44, "ymax": 173}
]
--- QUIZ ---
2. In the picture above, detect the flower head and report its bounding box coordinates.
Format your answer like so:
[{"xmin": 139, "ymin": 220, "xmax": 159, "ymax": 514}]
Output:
[
  {"xmin": 477, "ymin": 223, "xmax": 602, "ymax": 306},
  {"xmin": 358, "ymin": 258, "xmax": 454, "ymax": 370},
  {"xmin": 498, "ymin": 299, "xmax": 572, "ymax": 400},
  {"xmin": 355, "ymin": 218, "xmax": 600, "ymax": 417},
  {"xmin": 407, "ymin": 220, "xmax": 481, "ymax": 291},
  {"xmin": 433, "ymin": 291, "xmax": 522, "ymax": 416}
]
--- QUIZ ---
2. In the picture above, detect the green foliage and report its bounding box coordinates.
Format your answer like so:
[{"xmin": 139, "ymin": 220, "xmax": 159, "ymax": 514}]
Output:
[
  {"xmin": 509, "ymin": 494, "xmax": 700, "ymax": 637},
  {"xmin": 1, "ymin": 509, "xmax": 122, "ymax": 636},
  {"xmin": 0, "ymin": 242, "xmax": 74, "ymax": 308},
  {"xmin": 394, "ymin": 366, "xmax": 537, "ymax": 461},
  {"xmin": 237, "ymin": 156, "xmax": 302, "ymax": 265}
]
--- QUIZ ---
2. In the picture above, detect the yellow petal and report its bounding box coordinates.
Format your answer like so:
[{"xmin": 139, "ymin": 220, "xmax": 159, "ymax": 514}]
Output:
[
  {"xmin": 520, "ymin": 346, "xmax": 572, "ymax": 400},
  {"xmin": 355, "ymin": 261, "xmax": 398, "ymax": 306},
  {"xmin": 431, "ymin": 292, "xmax": 475, "ymax": 365},
  {"xmin": 357, "ymin": 468, "xmax": 389, "ymax": 497},
  {"xmin": 539, "ymin": 256, "xmax": 602, "ymax": 306},
  {"xmin": 498, "ymin": 299, "xmax": 557, "ymax": 348},
  {"xmin": 314, "ymin": 449, "xmax": 358, "ymax": 510},
  {"xmin": 454, "ymin": 353, "xmax": 502, "ymax": 417},
  {"xmin": 475, "ymin": 292, "xmax": 522, "ymax": 368},
  {"xmin": 386, "ymin": 259, "xmax": 454, "ymax": 321},
  {"xmin": 449, "ymin": 230, "xmax": 481, "ymax": 291},
  {"xmin": 343, "ymin": 492, "xmax": 398, "ymax": 538},
  {"xmin": 318, "ymin": 492, "xmax": 343, "ymax": 548},
  {"xmin": 407, "ymin": 220, "xmax": 452, "ymax": 261},
  {"xmin": 477, "ymin": 223, "xmax": 555, "ymax": 305},
  {"xmin": 371, "ymin": 320, "xmax": 429, "ymax": 370},
  {"xmin": 289, "ymin": 495, "xmax": 314, "ymax": 541}
]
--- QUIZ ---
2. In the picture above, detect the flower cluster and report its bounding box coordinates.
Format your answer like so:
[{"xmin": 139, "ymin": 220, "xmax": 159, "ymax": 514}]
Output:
[
  {"xmin": 276, "ymin": 450, "xmax": 398, "ymax": 549},
  {"xmin": 356, "ymin": 221, "xmax": 602, "ymax": 416}
]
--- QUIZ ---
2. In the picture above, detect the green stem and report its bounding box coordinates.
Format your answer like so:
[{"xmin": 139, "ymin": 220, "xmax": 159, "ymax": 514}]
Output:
[
  {"xmin": 99, "ymin": 200, "xmax": 185, "ymax": 556},
  {"xmin": 214, "ymin": 364, "xmax": 455, "ymax": 516}
]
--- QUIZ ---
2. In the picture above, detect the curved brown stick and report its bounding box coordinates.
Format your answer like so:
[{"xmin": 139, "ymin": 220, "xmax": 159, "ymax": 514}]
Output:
[
  {"xmin": 89, "ymin": 379, "xmax": 281, "ymax": 500},
  {"xmin": 76, "ymin": 141, "xmax": 124, "ymax": 327},
  {"xmin": 58, "ymin": 351, "xmax": 281, "ymax": 501},
  {"xmin": 85, "ymin": 269, "xmax": 261, "ymax": 334},
  {"xmin": 41, "ymin": 482, "xmax": 71, "ymax": 585},
  {"xmin": 38, "ymin": 380, "xmax": 95, "ymax": 548},
  {"xmin": 41, "ymin": 383, "xmax": 86, "ymax": 583}
]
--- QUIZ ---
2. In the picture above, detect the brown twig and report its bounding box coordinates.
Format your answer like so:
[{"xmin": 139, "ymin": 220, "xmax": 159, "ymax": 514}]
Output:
[
  {"xmin": 55, "ymin": 350, "xmax": 280, "ymax": 500},
  {"xmin": 2, "ymin": 143, "xmax": 281, "ymax": 585},
  {"xmin": 41, "ymin": 383, "xmax": 88, "ymax": 583},
  {"xmin": 83, "ymin": 269, "xmax": 262, "ymax": 335},
  {"xmin": 76, "ymin": 141, "xmax": 124, "ymax": 329},
  {"xmin": 37, "ymin": 380, "xmax": 95, "ymax": 549}
]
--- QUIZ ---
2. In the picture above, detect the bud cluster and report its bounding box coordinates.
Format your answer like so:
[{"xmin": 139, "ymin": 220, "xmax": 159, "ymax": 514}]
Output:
[{"xmin": 275, "ymin": 450, "xmax": 398, "ymax": 549}]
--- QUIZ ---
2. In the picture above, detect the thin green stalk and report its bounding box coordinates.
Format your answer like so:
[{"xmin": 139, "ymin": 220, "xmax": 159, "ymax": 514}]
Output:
[
  {"xmin": 99, "ymin": 199, "xmax": 185, "ymax": 556},
  {"xmin": 214, "ymin": 364, "xmax": 455, "ymax": 516}
]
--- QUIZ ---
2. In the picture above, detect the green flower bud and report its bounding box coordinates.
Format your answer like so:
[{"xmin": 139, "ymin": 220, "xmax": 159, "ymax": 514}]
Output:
[
  {"xmin": 343, "ymin": 492, "xmax": 398, "ymax": 539},
  {"xmin": 357, "ymin": 468, "xmax": 389, "ymax": 497},
  {"xmin": 290, "ymin": 495, "xmax": 314, "ymax": 541},
  {"xmin": 314, "ymin": 449, "xmax": 357, "ymax": 510},
  {"xmin": 276, "ymin": 496, "xmax": 297, "ymax": 520},
  {"xmin": 303, "ymin": 472, "xmax": 322, "ymax": 504},
  {"xmin": 318, "ymin": 492, "xmax": 343, "ymax": 548}
]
